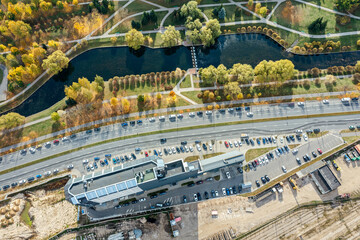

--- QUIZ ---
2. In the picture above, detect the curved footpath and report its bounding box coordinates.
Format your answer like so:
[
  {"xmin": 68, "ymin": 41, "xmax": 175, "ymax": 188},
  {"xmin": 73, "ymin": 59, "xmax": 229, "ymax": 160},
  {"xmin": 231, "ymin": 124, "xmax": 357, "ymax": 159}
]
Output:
[{"xmin": 0, "ymin": 65, "xmax": 8, "ymax": 101}]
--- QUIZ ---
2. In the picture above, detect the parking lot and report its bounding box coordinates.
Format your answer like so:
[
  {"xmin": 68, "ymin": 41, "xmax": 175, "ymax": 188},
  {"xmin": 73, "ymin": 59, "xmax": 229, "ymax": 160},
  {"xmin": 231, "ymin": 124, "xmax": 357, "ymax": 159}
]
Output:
[{"xmin": 87, "ymin": 133, "xmax": 344, "ymax": 219}]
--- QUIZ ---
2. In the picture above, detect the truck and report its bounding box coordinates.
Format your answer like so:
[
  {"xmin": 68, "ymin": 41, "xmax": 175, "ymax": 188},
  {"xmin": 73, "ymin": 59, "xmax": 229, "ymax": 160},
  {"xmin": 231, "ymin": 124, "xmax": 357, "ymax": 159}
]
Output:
[
  {"xmin": 354, "ymin": 145, "xmax": 360, "ymax": 155},
  {"xmin": 289, "ymin": 177, "xmax": 298, "ymax": 190}
]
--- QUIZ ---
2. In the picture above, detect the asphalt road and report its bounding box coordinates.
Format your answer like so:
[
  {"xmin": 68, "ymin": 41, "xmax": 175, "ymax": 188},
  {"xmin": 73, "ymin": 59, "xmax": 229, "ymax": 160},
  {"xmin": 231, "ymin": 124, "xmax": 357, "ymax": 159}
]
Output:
[
  {"xmin": 87, "ymin": 134, "xmax": 343, "ymax": 219},
  {"xmin": 0, "ymin": 112, "xmax": 357, "ymax": 188},
  {"xmin": 0, "ymin": 99, "xmax": 359, "ymax": 188}
]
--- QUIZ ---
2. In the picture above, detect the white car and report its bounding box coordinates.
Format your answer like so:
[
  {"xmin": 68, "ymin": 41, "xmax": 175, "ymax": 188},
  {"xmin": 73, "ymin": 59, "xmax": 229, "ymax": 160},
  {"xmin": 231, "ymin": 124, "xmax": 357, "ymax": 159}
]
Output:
[
  {"xmin": 194, "ymin": 194, "xmax": 198, "ymax": 201},
  {"xmin": 222, "ymin": 187, "xmax": 226, "ymax": 196},
  {"xmin": 53, "ymin": 169, "xmax": 59, "ymax": 174},
  {"xmin": 279, "ymin": 137, "xmax": 283, "ymax": 143},
  {"xmin": 208, "ymin": 144, "xmax": 213, "ymax": 151},
  {"xmin": 215, "ymin": 191, "xmax": 219, "ymax": 197},
  {"xmin": 322, "ymin": 99, "xmax": 329, "ymax": 104},
  {"xmin": 272, "ymin": 136, "xmax": 276, "ymax": 143},
  {"xmin": 303, "ymin": 133, "xmax": 308, "ymax": 141},
  {"xmin": 229, "ymin": 141, "xmax": 233, "ymax": 148},
  {"xmin": 247, "ymin": 112, "xmax": 253, "ymax": 117},
  {"xmin": 172, "ymin": 147, "xmax": 176, "ymax": 154},
  {"xmin": 264, "ymin": 157, "xmax": 269, "ymax": 164},
  {"xmin": 89, "ymin": 164, "xmax": 94, "ymax": 171},
  {"xmin": 281, "ymin": 166, "xmax": 287, "ymax": 173},
  {"xmin": 29, "ymin": 147, "xmax": 36, "ymax": 154},
  {"xmin": 296, "ymin": 129, "xmax": 303, "ymax": 134},
  {"xmin": 292, "ymin": 149, "xmax": 298, "ymax": 154},
  {"xmin": 205, "ymin": 111, "xmax": 212, "ymax": 115},
  {"xmin": 44, "ymin": 171, "xmax": 51, "ymax": 176},
  {"xmin": 158, "ymin": 149, "xmax": 163, "ymax": 156},
  {"xmin": 196, "ymin": 144, "xmax": 201, "ymax": 152},
  {"xmin": 67, "ymin": 164, "xmax": 74, "ymax": 170},
  {"xmin": 185, "ymin": 146, "xmax": 189, "ymax": 152},
  {"xmin": 139, "ymin": 198, "xmax": 146, "ymax": 202},
  {"xmin": 297, "ymin": 102, "xmax": 304, "ymax": 106},
  {"xmin": 159, "ymin": 116, "xmax": 165, "ymax": 121},
  {"xmin": 189, "ymin": 146, "xmax": 194, "ymax": 152},
  {"xmin": 45, "ymin": 141, "xmax": 51, "ymax": 147},
  {"xmin": 234, "ymin": 141, "xmax": 238, "ymax": 147},
  {"xmin": 275, "ymin": 149, "xmax": 280, "ymax": 156},
  {"xmin": 149, "ymin": 117, "xmax": 155, "ymax": 122},
  {"xmin": 19, "ymin": 179, "xmax": 26, "ymax": 185},
  {"xmin": 226, "ymin": 171, "xmax": 231, "ymax": 179},
  {"xmin": 238, "ymin": 141, "xmax": 242, "ymax": 146},
  {"xmin": 83, "ymin": 159, "xmax": 89, "ymax": 164},
  {"xmin": 189, "ymin": 112, "xmax": 195, "ymax": 117},
  {"xmin": 62, "ymin": 136, "xmax": 69, "ymax": 142},
  {"xmin": 167, "ymin": 147, "xmax": 172, "ymax": 155}
]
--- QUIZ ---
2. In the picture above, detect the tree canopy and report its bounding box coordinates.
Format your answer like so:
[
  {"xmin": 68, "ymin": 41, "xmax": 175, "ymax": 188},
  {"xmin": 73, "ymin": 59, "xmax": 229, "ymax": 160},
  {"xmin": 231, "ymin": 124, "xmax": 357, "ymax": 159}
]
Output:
[
  {"xmin": 41, "ymin": 50, "xmax": 69, "ymax": 75},
  {"xmin": 254, "ymin": 59, "xmax": 296, "ymax": 82},
  {"xmin": 180, "ymin": 1, "xmax": 202, "ymax": 19},
  {"xmin": 161, "ymin": 26, "xmax": 182, "ymax": 47},
  {"xmin": 0, "ymin": 112, "xmax": 25, "ymax": 130},
  {"xmin": 125, "ymin": 28, "xmax": 144, "ymax": 50}
]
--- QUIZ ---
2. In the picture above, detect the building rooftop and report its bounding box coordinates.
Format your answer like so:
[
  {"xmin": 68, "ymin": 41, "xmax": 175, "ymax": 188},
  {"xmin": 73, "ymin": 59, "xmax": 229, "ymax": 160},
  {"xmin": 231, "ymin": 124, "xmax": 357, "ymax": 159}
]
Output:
[{"xmin": 200, "ymin": 151, "xmax": 245, "ymax": 172}]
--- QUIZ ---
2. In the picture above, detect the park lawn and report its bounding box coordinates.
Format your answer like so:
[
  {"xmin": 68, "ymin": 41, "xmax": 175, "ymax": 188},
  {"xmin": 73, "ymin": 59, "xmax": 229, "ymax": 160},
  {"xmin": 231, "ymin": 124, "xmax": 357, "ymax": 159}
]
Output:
[
  {"xmin": 180, "ymin": 91, "xmax": 203, "ymax": 104},
  {"xmin": 200, "ymin": 5, "xmax": 259, "ymax": 23},
  {"xmin": 163, "ymin": 11, "xmax": 186, "ymax": 26},
  {"xmin": 21, "ymin": 120, "xmax": 56, "ymax": 138},
  {"xmin": 180, "ymin": 75, "xmax": 192, "ymax": 88},
  {"xmin": 26, "ymin": 98, "xmax": 67, "ymax": 123},
  {"xmin": 110, "ymin": 11, "xmax": 168, "ymax": 34},
  {"xmin": 126, "ymin": 0, "xmax": 158, "ymax": 14},
  {"xmin": 145, "ymin": 0, "xmax": 188, "ymax": 8},
  {"xmin": 93, "ymin": 1, "xmax": 129, "ymax": 36},
  {"xmin": 302, "ymin": 0, "xmax": 335, "ymax": 10},
  {"xmin": 270, "ymin": 0, "xmax": 360, "ymax": 34},
  {"xmin": 199, "ymin": 0, "xmax": 229, "ymax": 4}
]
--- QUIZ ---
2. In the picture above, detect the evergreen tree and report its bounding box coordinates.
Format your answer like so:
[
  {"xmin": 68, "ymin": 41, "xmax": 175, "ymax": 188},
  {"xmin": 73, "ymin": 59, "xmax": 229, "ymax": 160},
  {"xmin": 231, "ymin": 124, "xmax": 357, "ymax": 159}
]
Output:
[{"xmin": 218, "ymin": 6, "xmax": 226, "ymax": 20}]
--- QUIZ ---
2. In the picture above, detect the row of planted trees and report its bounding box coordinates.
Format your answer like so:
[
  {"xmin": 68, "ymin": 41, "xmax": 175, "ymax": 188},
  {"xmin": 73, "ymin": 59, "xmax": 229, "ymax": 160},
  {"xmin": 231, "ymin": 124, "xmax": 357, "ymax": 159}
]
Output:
[
  {"xmin": 293, "ymin": 40, "xmax": 352, "ymax": 54},
  {"xmin": 108, "ymin": 68, "xmax": 186, "ymax": 96}
]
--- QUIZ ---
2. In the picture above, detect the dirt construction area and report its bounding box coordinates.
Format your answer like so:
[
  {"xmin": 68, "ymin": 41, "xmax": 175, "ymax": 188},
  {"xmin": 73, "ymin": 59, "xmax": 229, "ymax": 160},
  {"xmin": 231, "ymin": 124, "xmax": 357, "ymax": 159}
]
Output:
[
  {"xmin": 197, "ymin": 156, "xmax": 360, "ymax": 239},
  {"xmin": 0, "ymin": 179, "xmax": 78, "ymax": 240}
]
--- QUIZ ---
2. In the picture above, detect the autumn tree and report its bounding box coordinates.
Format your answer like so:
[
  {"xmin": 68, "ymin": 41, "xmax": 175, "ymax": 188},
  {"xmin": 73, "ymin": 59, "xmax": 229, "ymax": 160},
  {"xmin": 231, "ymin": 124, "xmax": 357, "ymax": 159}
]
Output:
[
  {"xmin": 122, "ymin": 98, "xmax": 130, "ymax": 113},
  {"xmin": 224, "ymin": 82, "xmax": 241, "ymax": 100},
  {"xmin": 0, "ymin": 112, "xmax": 25, "ymax": 130},
  {"xmin": 355, "ymin": 61, "xmax": 360, "ymax": 73},
  {"xmin": 51, "ymin": 112, "xmax": 60, "ymax": 121},
  {"xmin": 42, "ymin": 50, "xmax": 69, "ymax": 75},
  {"xmin": 180, "ymin": 1, "xmax": 202, "ymax": 19},
  {"xmin": 254, "ymin": 59, "xmax": 296, "ymax": 83},
  {"xmin": 7, "ymin": 20, "xmax": 32, "ymax": 41},
  {"xmin": 110, "ymin": 97, "xmax": 118, "ymax": 107},
  {"xmin": 125, "ymin": 29, "xmax": 144, "ymax": 50},
  {"xmin": 161, "ymin": 26, "xmax": 182, "ymax": 47},
  {"xmin": 229, "ymin": 63, "xmax": 254, "ymax": 83},
  {"xmin": 200, "ymin": 19, "xmax": 221, "ymax": 47}
]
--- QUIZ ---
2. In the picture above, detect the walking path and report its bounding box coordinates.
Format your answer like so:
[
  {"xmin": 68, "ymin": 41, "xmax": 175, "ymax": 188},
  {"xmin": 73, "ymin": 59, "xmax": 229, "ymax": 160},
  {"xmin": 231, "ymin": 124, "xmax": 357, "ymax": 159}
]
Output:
[{"xmin": 0, "ymin": 65, "xmax": 8, "ymax": 101}]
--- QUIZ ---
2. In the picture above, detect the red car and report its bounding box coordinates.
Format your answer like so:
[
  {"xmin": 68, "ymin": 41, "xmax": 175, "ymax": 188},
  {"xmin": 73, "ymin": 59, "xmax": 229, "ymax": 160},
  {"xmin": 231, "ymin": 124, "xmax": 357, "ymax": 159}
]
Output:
[
  {"xmin": 145, "ymin": 151, "xmax": 149, "ymax": 157},
  {"xmin": 317, "ymin": 148, "xmax": 323, "ymax": 154},
  {"xmin": 53, "ymin": 139, "xmax": 59, "ymax": 144},
  {"xmin": 254, "ymin": 159, "xmax": 259, "ymax": 165},
  {"xmin": 224, "ymin": 141, "xmax": 229, "ymax": 148}
]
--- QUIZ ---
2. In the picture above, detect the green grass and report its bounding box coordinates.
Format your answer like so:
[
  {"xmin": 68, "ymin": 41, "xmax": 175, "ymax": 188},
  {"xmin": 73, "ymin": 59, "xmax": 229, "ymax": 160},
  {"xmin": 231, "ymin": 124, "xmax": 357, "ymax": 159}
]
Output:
[
  {"xmin": 270, "ymin": 1, "xmax": 360, "ymax": 34},
  {"xmin": 110, "ymin": 11, "xmax": 168, "ymax": 34},
  {"xmin": 180, "ymin": 77, "xmax": 357, "ymax": 104},
  {"xmin": 200, "ymin": 5, "xmax": 259, "ymax": 23},
  {"xmin": 343, "ymin": 135, "xmax": 360, "ymax": 143},
  {"xmin": 26, "ymin": 98, "xmax": 66, "ymax": 123},
  {"xmin": 180, "ymin": 75, "xmax": 192, "ymax": 88},
  {"xmin": 308, "ymin": 131, "xmax": 329, "ymax": 138},
  {"xmin": 20, "ymin": 201, "xmax": 32, "ymax": 227},
  {"xmin": 185, "ymin": 152, "xmax": 225, "ymax": 162},
  {"xmin": 126, "ymin": 0, "xmax": 158, "ymax": 13},
  {"xmin": 3, "ymin": 110, "xmax": 360, "ymax": 176},
  {"xmin": 180, "ymin": 91, "xmax": 202, "ymax": 104},
  {"xmin": 203, "ymin": 152, "xmax": 225, "ymax": 159},
  {"xmin": 245, "ymin": 147, "xmax": 277, "ymax": 162},
  {"xmin": 301, "ymin": 0, "xmax": 335, "ymax": 10},
  {"xmin": 163, "ymin": 11, "xmax": 186, "ymax": 27},
  {"xmin": 143, "ymin": 0, "xmax": 188, "ymax": 8},
  {"xmin": 21, "ymin": 120, "xmax": 56, "ymax": 138}
]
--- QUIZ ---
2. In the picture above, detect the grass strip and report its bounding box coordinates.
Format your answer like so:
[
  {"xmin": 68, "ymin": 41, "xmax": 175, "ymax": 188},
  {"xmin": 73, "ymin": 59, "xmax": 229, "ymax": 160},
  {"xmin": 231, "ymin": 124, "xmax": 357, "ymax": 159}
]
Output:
[
  {"xmin": 20, "ymin": 201, "xmax": 32, "ymax": 227},
  {"xmin": 245, "ymin": 147, "xmax": 277, "ymax": 162},
  {"xmin": 1, "ymin": 110, "xmax": 360, "ymax": 176}
]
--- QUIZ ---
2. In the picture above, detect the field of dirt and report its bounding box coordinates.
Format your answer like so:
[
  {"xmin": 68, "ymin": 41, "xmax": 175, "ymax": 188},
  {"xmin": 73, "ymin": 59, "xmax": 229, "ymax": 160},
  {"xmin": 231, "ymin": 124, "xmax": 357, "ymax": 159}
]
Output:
[
  {"xmin": 197, "ymin": 156, "xmax": 360, "ymax": 239},
  {"xmin": 0, "ymin": 188, "xmax": 77, "ymax": 240}
]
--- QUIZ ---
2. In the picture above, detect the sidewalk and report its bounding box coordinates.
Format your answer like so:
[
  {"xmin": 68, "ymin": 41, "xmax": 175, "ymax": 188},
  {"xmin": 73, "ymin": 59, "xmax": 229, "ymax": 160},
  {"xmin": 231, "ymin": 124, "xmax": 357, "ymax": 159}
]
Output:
[{"xmin": 0, "ymin": 65, "xmax": 8, "ymax": 101}]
